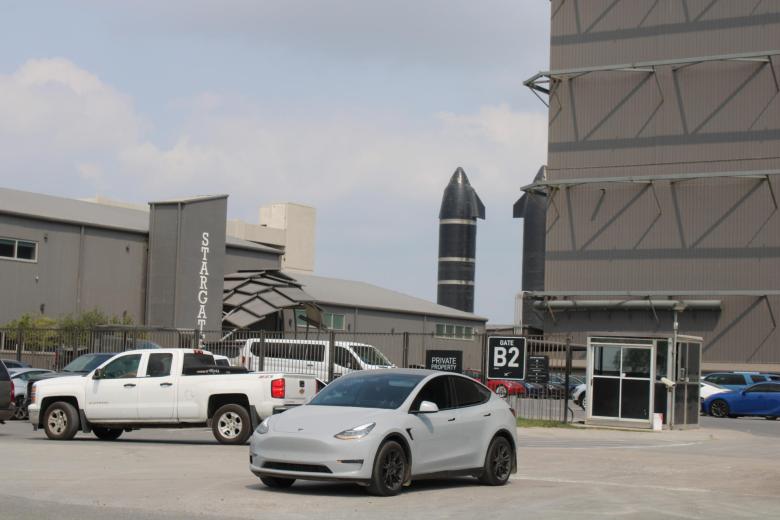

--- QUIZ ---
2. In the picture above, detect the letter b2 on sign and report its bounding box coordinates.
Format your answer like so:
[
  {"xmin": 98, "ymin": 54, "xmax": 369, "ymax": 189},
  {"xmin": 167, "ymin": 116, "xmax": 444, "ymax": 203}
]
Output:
[{"xmin": 487, "ymin": 336, "xmax": 526, "ymax": 380}]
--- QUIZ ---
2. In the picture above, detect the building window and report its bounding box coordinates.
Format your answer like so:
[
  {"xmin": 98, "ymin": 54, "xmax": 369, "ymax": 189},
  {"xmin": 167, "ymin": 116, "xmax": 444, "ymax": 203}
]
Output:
[
  {"xmin": 295, "ymin": 309, "xmax": 345, "ymax": 330},
  {"xmin": 435, "ymin": 323, "xmax": 475, "ymax": 340},
  {"xmin": 0, "ymin": 237, "xmax": 37, "ymax": 262}
]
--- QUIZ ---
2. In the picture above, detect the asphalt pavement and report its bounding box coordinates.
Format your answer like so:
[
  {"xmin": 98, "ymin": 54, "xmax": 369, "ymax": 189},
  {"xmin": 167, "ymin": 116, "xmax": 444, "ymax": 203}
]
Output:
[{"xmin": 1, "ymin": 418, "xmax": 779, "ymax": 519}]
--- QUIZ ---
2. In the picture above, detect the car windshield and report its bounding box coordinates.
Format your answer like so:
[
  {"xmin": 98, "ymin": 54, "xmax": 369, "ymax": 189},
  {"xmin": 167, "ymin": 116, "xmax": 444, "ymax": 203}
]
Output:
[
  {"xmin": 350, "ymin": 345, "xmax": 392, "ymax": 367},
  {"xmin": 63, "ymin": 354, "xmax": 114, "ymax": 373},
  {"xmin": 309, "ymin": 372, "xmax": 424, "ymax": 409}
]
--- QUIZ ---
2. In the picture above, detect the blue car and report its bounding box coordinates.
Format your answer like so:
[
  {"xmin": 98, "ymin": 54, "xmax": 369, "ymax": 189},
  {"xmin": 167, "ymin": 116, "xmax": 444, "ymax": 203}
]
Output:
[
  {"xmin": 702, "ymin": 382, "xmax": 780, "ymax": 420},
  {"xmin": 702, "ymin": 372, "xmax": 771, "ymax": 391}
]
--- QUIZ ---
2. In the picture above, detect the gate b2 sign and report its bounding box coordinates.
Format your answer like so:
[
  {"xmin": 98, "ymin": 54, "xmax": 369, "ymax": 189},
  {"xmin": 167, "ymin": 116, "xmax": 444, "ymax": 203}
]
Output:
[{"xmin": 487, "ymin": 336, "xmax": 526, "ymax": 380}]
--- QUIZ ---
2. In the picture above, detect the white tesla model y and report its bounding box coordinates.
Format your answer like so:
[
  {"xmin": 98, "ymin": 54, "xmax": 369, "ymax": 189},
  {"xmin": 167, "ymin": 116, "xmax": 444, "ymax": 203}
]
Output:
[{"xmin": 249, "ymin": 369, "xmax": 518, "ymax": 496}]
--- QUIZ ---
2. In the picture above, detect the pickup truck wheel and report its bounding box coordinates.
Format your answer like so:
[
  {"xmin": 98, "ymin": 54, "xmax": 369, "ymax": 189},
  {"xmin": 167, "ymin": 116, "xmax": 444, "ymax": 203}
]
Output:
[
  {"xmin": 43, "ymin": 401, "xmax": 79, "ymax": 441},
  {"xmin": 93, "ymin": 427, "xmax": 123, "ymax": 440},
  {"xmin": 212, "ymin": 404, "xmax": 251, "ymax": 444},
  {"xmin": 260, "ymin": 476, "xmax": 295, "ymax": 489}
]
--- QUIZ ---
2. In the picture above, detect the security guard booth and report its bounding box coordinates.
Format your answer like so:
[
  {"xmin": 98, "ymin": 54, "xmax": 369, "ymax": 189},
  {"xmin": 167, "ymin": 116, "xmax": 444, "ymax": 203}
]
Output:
[{"xmin": 585, "ymin": 334, "xmax": 703, "ymax": 430}]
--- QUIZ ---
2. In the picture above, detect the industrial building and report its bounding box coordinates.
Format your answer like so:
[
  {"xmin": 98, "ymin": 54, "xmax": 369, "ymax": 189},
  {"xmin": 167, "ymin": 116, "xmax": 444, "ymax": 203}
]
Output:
[
  {"xmin": 515, "ymin": 2, "xmax": 780, "ymax": 371},
  {"xmin": 0, "ymin": 187, "xmax": 485, "ymax": 362}
]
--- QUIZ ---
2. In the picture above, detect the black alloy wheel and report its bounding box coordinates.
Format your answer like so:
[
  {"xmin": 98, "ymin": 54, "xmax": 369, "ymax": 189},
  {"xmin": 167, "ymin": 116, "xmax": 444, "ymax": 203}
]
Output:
[
  {"xmin": 709, "ymin": 399, "xmax": 730, "ymax": 418},
  {"xmin": 479, "ymin": 436, "xmax": 513, "ymax": 486},
  {"xmin": 367, "ymin": 441, "xmax": 407, "ymax": 496}
]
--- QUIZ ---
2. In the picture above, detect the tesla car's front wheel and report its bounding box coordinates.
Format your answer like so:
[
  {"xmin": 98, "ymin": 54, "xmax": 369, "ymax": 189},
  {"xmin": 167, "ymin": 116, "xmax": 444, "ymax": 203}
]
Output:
[
  {"xmin": 709, "ymin": 399, "xmax": 730, "ymax": 418},
  {"xmin": 367, "ymin": 440, "xmax": 407, "ymax": 496},
  {"xmin": 480, "ymin": 436, "xmax": 513, "ymax": 486}
]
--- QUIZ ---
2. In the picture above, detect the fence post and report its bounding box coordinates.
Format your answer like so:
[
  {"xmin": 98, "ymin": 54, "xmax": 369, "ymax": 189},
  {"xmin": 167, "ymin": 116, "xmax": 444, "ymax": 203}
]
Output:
[
  {"xmin": 402, "ymin": 332, "xmax": 409, "ymax": 368},
  {"xmin": 328, "ymin": 330, "xmax": 336, "ymax": 382},
  {"xmin": 258, "ymin": 330, "xmax": 266, "ymax": 371},
  {"xmin": 563, "ymin": 335, "xmax": 572, "ymax": 424},
  {"xmin": 15, "ymin": 328, "xmax": 23, "ymax": 362},
  {"xmin": 480, "ymin": 333, "xmax": 488, "ymax": 384}
]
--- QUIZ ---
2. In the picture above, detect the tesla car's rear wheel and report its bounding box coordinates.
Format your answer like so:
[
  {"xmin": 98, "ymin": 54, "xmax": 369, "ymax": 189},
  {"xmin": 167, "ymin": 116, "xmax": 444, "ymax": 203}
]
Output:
[
  {"xmin": 367, "ymin": 441, "xmax": 407, "ymax": 496},
  {"xmin": 93, "ymin": 427, "xmax": 123, "ymax": 440},
  {"xmin": 212, "ymin": 404, "xmax": 251, "ymax": 445},
  {"xmin": 495, "ymin": 385, "xmax": 508, "ymax": 398},
  {"xmin": 480, "ymin": 436, "xmax": 513, "ymax": 486},
  {"xmin": 260, "ymin": 476, "xmax": 295, "ymax": 488},
  {"xmin": 710, "ymin": 399, "xmax": 730, "ymax": 418},
  {"xmin": 43, "ymin": 401, "xmax": 79, "ymax": 440}
]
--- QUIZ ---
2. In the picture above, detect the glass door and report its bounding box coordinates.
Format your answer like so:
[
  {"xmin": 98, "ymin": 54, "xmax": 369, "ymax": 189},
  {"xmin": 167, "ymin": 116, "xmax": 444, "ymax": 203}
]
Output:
[
  {"xmin": 673, "ymin": 341, "xmax": 701, "ymax": 428},
  {"xmin": 589, "ymin": 343, "xmax": 654, "ymax": 422}
]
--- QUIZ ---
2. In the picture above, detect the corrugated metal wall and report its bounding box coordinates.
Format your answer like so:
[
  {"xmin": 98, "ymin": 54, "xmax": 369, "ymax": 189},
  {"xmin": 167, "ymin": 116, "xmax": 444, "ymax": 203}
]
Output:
[{"xmin": 538, "ymin": 0, "xmax": 780, "ymax": 367}]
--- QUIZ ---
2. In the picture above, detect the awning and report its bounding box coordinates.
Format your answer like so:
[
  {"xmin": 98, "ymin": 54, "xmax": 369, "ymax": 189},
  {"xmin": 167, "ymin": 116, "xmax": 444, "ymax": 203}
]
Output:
[{"xmin": 222, "ymin": 270, "xmax": 322, "ymax": 329}]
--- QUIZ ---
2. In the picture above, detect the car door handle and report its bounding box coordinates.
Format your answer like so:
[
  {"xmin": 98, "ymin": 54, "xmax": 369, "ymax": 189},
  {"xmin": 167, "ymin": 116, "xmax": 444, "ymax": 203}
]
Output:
[
  {"xmin": 483, "ymin": 413, "xmax": 492, "ymax": 417},
  {"xmin": 124, "ymin": 383, "xmax": 136, "ymax": 388},
  {"xmin": 160, "ymin": 383, "xmax": 173, "ymax": 387},
  {"xmin": 448, "ymin": 417, "xmax": 456, "ymax": 422}
]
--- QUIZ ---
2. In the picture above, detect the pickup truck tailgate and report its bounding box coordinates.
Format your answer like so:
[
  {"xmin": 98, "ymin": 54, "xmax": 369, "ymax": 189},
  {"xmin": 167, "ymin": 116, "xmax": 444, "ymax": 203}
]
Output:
[{"xmin": 268, "ymin": 374, "xmax": 318, "ymax": 404}]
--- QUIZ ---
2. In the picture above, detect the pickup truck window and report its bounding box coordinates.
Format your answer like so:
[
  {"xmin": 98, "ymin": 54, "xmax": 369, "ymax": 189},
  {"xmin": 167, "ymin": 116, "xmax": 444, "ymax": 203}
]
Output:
[
  {"xmin": 102, "ymin": 355, "xmax": 142, "ymax": 379},
  {"xmin": 146, "ymin": 353, "xmax": 173, "ymax": 377},
  {"xmin": 182, "ymin": 353, "xmax": 216, "ymax": 375}
]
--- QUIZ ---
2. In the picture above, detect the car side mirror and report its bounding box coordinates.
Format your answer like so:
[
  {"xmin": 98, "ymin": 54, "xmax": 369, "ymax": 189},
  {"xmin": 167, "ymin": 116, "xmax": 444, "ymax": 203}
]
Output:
[
  {"xmin": 93, "ymin": 368, "xmax": 104, "ymax": 380},
  {"xmin": 417, "ymin": 401, "xmax": 439, "ymax": 414}
]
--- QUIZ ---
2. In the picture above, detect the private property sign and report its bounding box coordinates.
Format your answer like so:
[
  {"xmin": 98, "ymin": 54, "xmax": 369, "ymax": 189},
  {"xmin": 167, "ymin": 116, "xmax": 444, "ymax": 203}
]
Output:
[
  {"xmin": 487, "ymin": 336, "xmax": 526, "ymax": 381},
  {"xmin": 426, "ymin": 350, "xmax": 463, "ymax": 373}
]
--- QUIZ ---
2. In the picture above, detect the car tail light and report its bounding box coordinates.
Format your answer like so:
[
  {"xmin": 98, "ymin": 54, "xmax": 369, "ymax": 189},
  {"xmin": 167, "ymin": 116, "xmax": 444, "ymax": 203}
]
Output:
[
  {"xmin": 241, "ymin": 355, "xmax": 246, "ymax": 367},
  {"xmin": 9, "ymin": 379, "xmax": 14, "ymax": 403},
  {"xmin": 30, "ymin": 384, "xmax": 36, "ymax": 404},
  {"xmin": 271, "ymin": 378, "xmax": 285, "ymax": 399}
]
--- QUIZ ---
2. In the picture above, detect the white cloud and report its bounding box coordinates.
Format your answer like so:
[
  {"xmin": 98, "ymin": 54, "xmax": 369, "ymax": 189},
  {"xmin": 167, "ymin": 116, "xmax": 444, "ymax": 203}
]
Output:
[{"xmin": 0, "ymin": 56, "xmax": 548, "ymax": 210}]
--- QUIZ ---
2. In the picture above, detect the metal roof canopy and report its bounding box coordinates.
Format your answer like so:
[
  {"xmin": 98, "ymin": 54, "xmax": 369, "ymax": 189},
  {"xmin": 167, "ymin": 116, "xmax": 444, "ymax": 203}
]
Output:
[
  {"xmin": 528, "ymin": 291, "xmax": 777, "ymax": 326},
  {"xmin": 520, "ymin": 169, "xmax": 780, "ymax": 210},
  {"xmin": 524, "ymin": 49, "xmax": 780, "ymax": 98},
  {"xmin": 222, "ymin": 270, "xmax": 322, "ymax": 329},
  {"xmin": 528, "ymin": 290, "xmax": 780, "ymax": 297}
]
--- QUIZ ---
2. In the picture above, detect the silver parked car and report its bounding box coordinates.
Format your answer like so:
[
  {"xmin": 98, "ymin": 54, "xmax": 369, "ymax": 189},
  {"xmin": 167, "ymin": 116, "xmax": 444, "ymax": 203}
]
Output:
[
  {"xmin": 8, "ymin": 368, "xmax": 54, "ymax": 420},
  {"xmin": 250, "ymin": 369, "xmax": 518, "ymax": 496}
]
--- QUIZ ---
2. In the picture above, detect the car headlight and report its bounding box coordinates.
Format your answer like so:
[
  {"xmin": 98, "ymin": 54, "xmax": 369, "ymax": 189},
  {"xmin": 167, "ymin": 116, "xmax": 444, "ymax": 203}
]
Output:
[
  {"xmin": 256, "ymin": 417, "xmax": 271, "ymax": 434},
  {"xmin": 334, "ymin": 422, "xmax": 375, "ymax": 440}
]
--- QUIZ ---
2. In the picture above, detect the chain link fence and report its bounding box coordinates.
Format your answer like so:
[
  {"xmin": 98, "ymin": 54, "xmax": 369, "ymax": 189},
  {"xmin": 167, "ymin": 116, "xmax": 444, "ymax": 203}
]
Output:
[{"xmin": 0, "ymin": 327, "xmax": 581, "ymax": 423}]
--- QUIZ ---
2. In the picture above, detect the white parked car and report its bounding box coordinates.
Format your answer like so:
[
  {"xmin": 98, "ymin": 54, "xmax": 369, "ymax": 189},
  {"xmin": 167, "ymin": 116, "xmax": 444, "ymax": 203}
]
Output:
[
  {"xmin": 29, "ymin": 349, "xmax": 317, "ymax": 444},
  {"xmin": 571, "ymin": 383, "xmax": 587, "ymax": 409},
  {"xmin": 700, "ymin": 380, "xmax": 728, "ymax": 401},
  {"xmin": 250, "ymin": 369, "xmax": 518, "ymax": 496},
  {"xmin": 237, "ymin": 339, "xmax": 394, "ymax": 381}
]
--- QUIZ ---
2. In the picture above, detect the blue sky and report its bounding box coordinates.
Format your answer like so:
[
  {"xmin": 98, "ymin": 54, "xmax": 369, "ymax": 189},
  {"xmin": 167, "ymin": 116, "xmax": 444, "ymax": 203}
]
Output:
[{"xmin": 0, "ymin": 1, "xmax": 550, "ymax": 323}]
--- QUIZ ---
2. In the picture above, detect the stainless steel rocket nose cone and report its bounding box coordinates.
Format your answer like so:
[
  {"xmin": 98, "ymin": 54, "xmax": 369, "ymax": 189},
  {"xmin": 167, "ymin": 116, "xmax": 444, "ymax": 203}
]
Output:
[{"xmin": 451, "ymin": 167, "xmax": 468, "ymax": 185}]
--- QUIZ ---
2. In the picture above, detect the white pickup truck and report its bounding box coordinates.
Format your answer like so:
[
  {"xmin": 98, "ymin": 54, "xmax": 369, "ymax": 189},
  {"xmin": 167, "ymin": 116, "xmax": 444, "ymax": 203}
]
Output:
[{"xmin": 28, "ymin": 348, "xmax": 317, "ymax": 444}]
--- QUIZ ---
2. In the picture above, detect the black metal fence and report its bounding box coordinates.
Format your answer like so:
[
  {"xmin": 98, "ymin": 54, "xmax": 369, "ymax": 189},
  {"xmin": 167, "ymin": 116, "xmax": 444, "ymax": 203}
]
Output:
[{"xmin": 0, "ymin": 326, "xmax": 581, "ymax": 423}]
